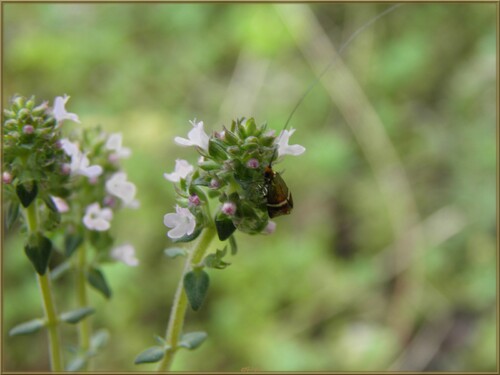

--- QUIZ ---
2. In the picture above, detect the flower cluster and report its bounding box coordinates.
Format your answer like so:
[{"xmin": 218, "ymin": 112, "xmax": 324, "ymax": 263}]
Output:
[
  {"xmin": 3, "ymin": 96, "xmax": 71, "ymax": 212},
  {"xmin": 163, "ymin": 118, "xmax": 305, "ymax": 243},
  {"xmin": 2, "ymin": 95, "xmax": 139, "ymax": 271},
  {"xmin": 57, "ymin": 126, "xmax": 139, "ymax": 266}
]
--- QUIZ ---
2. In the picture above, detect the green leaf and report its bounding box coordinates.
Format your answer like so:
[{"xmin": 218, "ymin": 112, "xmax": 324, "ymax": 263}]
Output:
[
  {"xmin": 244, "ymin": 117, "xmax": 258, "ymax": 136},
  {"xmin": 24, "ymin": 233, "xmax": 52, "ymax": 275},
  {"xmin": 164, "ymin": 247, "xmax": 187, "ymax": 258},
  {"xmin": 178, "ymin": 331, "xmax": 208, "ymax": 350},
  {"xmin": 203, "ymin": 247, "xmax": 231, "ymax": 270},
  {"xmin": 91, "ymin": 329, "xmax": 110, "ymax": 351},
  {"xmin": 50, "ymin": 187, "xmax": 71, "ymax": 198},
  {"xmin": 223, "ymin": 126, "xmax": 240, "ymax": 145},
  {"xmin": 184, "ymin": 270, "xmax": 210, "ymax": 311},
  {"xmin": 134, "ymin": 346, "xmax": 166, "ymax": 364},
  {"xmin": 60, "ymin": 307, "xmax": 95, "ymax": 324},
  {"xmin": 171, "ymin": 228, "xmax": 202, "ymax": 243},
  {"xmin": 6, "ymin": 202, "xmax": 20, "ymax": 229},
  {"xmin": 87, "ymin": 267, "xmax": 112, "ymax": 299},
  {"xmin": 208, "ymin": 138, "xmax": 228, "ymax": 160},
  {"xmin": 50, "ymin": 260, "xmax": 71, "ymax": 281},
  {"xmin": 16, "ymin": 181, "xmax": 38, "ymax": 208},
  {"xmin": 89, "ymin": 231, "xmax": 113, "ymax": 251},
  {"xmin": 198, "ymin": 160, "xmax": 221, "ymax": 171},
  {"xmin": 154, "ymin": 335, "xmax": 166, "ymax": 346},
  {"xmin": 9, "ymin": 318, "xmax": 45, "ymax": 336},
  {"xmin": 66, "ymin": 356, "xmax": 87, "ymax": 372},
  {"xmin": 229, "ymin": 235, "xmax": 238, "ymax": 255},
  {"xmin": 64, "ymin": 233, "xmax": 84, "ymax": 258},
  {"xmin": 42, "ymin": 195, "xmax": 58, "ymax": 212},
  {"xmin": 42, "ymin": 209, "xmax": 61, "ymax": 232},
  {"xmin": 215, "ymin": 217, "xmax": 236, "ymax": 241}
]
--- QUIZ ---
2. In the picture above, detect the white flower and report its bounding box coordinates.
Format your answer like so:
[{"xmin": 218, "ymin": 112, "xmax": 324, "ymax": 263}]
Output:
[
  {"xmin": 174, "ymin": 119, "xmax": 209, "ymax": 151},
  {"xmin": 60, "ymin": 138, "xmax": 79, "ymax": 156},
  {"xmin": 164, "ymin": 159, "xmax": 194, "ymax": 182},
  {"xmin": 163, "ymin": 205, "xmax": 196, "ymax": 239},
  {"xmin": 105, "ymin": 133, "xmax": 131, "ymax": 159},
  {"xmin": 83, "ymin": 203, "xmax": 113, "ymax": 231},
  {"xmin": 125, "ymin": 199, "xmax": 141, "ymax": 209},
  {"xmin": 106, "ymin": 172, "xmax": 137, "ymax": 205},
  {"xmin": 276, "ymin": 128, "xmax": 306, "ymax": 157},
  {"xmin": 52, "ymin": 95, "xmax": 80, "ymax": 124},
  {"xmin": 111, "ymin": 244, "xmax": 139, "ymax": 266},
  {"xmin": 51, "ymin": 196, "xmax": 69, "ymax": 213},
  {"xmin": 60, "ymin": 139, "xmax": 103, "ymax": 178}
]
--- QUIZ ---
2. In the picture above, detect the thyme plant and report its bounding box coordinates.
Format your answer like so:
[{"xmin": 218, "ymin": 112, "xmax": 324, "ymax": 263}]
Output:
[
  {"xmin": 134, "ymin": 118, "xmax": 305, "ymax": 370},
  {"xmin": 3, "ymin": 95, "xmax": 139, "ymax": 371}
]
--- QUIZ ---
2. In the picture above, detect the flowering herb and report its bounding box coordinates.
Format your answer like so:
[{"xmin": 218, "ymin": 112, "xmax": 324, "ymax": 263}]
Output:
[
  {"xmin": 136, "ymin": 117, "xmax": 305, "ymax": 370},
  {"xmin": 3, "ymin": 95, "xmax": 138, "ymax": 371}
]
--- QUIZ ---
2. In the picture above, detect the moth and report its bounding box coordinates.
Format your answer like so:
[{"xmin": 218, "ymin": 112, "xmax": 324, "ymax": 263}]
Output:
[{"xmin": 264, "ymin": 164, "xmax": 293, "ymax": 218}]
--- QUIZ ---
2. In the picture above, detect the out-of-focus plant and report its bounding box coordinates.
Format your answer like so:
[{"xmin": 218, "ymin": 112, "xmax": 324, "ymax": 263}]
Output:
[
  {"xmin": 3, "ymin": 95, "xmax": 139, "ymax": 371},
  {"xmin": 134, "ymin": 118, "xmax": 305, "ymax": 370}
]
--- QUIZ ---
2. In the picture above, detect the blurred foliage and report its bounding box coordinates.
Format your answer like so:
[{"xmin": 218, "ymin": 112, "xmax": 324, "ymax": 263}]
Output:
[{"xmin": 2, "ymin": 3, "xmax": 496, "ymax": 372}]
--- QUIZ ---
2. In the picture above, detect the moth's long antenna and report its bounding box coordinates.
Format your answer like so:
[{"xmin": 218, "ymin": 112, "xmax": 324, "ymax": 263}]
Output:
[{"xmin": 280, "ymin": 4, "xmax": 403, "ymax": 135}]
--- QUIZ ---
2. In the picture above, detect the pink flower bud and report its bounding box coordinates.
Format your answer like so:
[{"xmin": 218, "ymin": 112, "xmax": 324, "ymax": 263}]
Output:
[
  {"xmin": 263, "ymin": 220, "xmax": 276, "ymax": 235},
  {"xmin": 61, "ymin": 163, "xmax": 71, "ymax": 175},
  {"xmin": 108, "ymin": 153, "xmax": 119, "ymax": 164},
  {"xmin": 22, "ymin": 125, "xmax": 35, "ymax": 134},
  {"xmin": 103, "ymin": 195, "xmax": 116, "ymax": 208},
  {"xmin": 210, "ymin": 178, "xmax": 220, "ymax": 189},
  {"xmin": 246, "ymin": 158, "xmax": 260, "ymax": 169},
  {"xmin": 215, "ymin": 130, "xmax": 225, "ymax": 140},
  {"xmin": 221, "ymin": 202, "xmax": 236, "ymax": 216},
  {"xmin": 188, "ymin": 194, "xmax": 201, "ymax": 207},
  {"xmin": 2, "ymin": 172, "xmax": 12, "ymax": 184},
  {"xmin": 88, "ymin": 176, "xmax": 99, "ymax": 185}
]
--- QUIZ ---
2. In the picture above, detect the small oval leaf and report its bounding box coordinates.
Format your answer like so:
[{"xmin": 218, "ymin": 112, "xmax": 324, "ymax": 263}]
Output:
[
  {"xmin": 6, "ymin": 202, "xmax": 20, "ymax": 229},
  {"xmin": 229, "ymin": 235, "xmax": 238, "ymax": 255},
  {"xmin": 9, "ymin": 318, "xmax": 45, "ymax": 336},
  {"xmin": 87, "ymin": 267, "xmax": 112, "ymax": 299},
  {"xmin": 91, "ymin": 329, "xmax": 110, "ymax": 351},
  {"xmin": 66, "ymin": 356, "xmax": 87, "ymax": 372},
  {"xmin": 164, "ymin": 247, "xmax": 187, "ymax": 259},
  {"xmin": 16, "ymin": 181, "xmax": 38, "ymax": 208},
  {"xmin": 215, "ymin": 218, "xmax": 236, "ymax": 241},
  {"xmin": 50, "ymin": 260, "xmax": 71, "ymax": 281},
  {"xmin": 24, "ymin": 233, "xmax": 53, "ymax": 275},
  {"xmin": 154, "ymin": 335, "xmax": 166, "ymax": 346},
  {"xmin": 171, "ymin": 228, "xmax": 202, "ymax": 243},
  {"xmin": 60, "ymin": 307, "xmax": 95, "ymax": 324},
  {"xmin": 65, "ymin": 233, "xmax": 84, "ymax": 258},
  {"xmin": 178, "ymin": 331, "xmax": 208, "ymax": 350},
  {"xmin": 134, "ymin": 346, "xmax": 166, "ymax": 364},
  {"xmin": 184, "ymin": 270, "xmax": 210, "ymax": 311},
  {"xmin": 42, "ymin": 195, "xmax": 58, "ymax": 212}
]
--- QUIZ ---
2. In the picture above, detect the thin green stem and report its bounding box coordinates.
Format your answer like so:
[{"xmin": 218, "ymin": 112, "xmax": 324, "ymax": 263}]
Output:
[
  {"xmin": 37, "ymin": 273, "xmax": 64, "ymax": 371},
  {"xmin": 24, "ymin": 201, "xmax": 64, "ymax": 371},
  {"xmin": 156, "ymin": 225, "xmax": 217, "ymax": 372},
  {"xmin": 76, "ymin": 244, "xmax": 91, "ymax": 369}
]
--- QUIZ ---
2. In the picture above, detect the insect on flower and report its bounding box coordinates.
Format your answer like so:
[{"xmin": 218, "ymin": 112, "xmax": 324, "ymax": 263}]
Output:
[
  {"xmin": 263, "ymin": 129, "xmax": 304, "ymax": 218},
  {"xmin": 264, "ymin": 164, "xmax": 294, "ymax": 218}
]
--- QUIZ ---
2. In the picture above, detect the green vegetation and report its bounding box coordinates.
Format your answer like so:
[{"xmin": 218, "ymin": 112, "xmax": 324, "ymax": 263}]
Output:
[{"xmin": 3, "ymin": 3, "xmax": 496, "ymax": 371}]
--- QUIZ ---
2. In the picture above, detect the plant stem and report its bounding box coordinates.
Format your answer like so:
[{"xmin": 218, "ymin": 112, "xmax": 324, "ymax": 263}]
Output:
[
  {"xmin": 76, "ymin": 244, "xmax": 91, "ymax": 369},
  {"xmin": 24, "ymin": 202, "xmax": 64, "ymax": 371},
  {"xmin": 156, "ymin": 225, "xmax": 216, "ymax": 372},
  {"xmin": 37, "ymin": 273, "xmax": 64, "ymax": 371}
]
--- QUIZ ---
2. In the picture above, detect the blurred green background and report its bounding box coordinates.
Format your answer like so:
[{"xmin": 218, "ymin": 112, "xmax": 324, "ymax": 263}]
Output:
[{"xmin": 2, "ymin": 3, "xmax": 497, "ymax": 372}]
